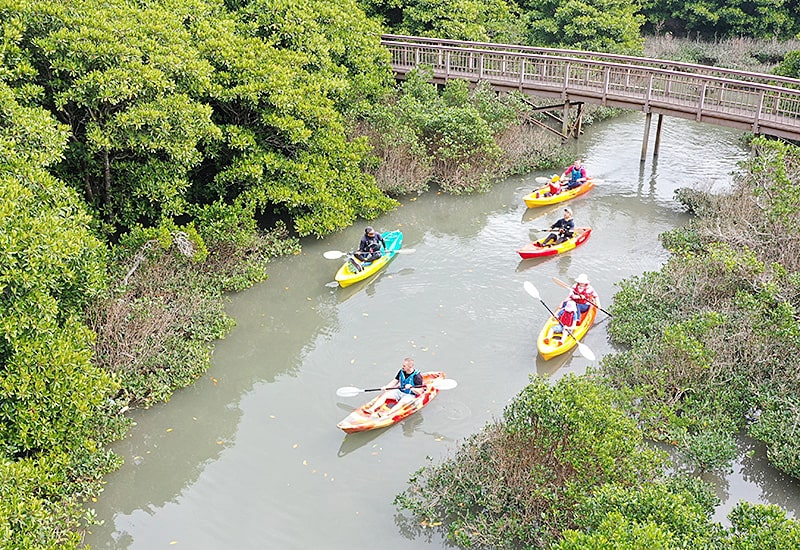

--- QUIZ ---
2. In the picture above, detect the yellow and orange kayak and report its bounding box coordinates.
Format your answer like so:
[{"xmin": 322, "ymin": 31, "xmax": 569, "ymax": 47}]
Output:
[
  {"xmin": 537, "ymin": 300, "xmax": 599, "ymax": 360},
  {"xmin": 523, "ymin": 178, "xmax": 596, "ymax": 208},
  {"xmin": 336, "ymin": 371, "xmax": 446, "ymax": 433}
]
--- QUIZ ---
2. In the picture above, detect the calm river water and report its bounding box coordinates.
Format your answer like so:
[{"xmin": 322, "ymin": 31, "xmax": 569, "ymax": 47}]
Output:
[{"xmin": 84, "ymin": 113, "xmax": 800, "ymax": 549}]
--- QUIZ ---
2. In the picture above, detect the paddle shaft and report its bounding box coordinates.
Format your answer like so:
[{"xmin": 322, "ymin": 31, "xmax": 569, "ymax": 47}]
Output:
[
  {"xmin": 359, "ymin": 384, "xmax": 427, "ymax": 393},
  {"xmin": 551, "ymin": 277, "xmax": 613, "ymax": 317},
  {"xmin": 536, "ymin": 297, "xmax": 586, "ymax": 349}
]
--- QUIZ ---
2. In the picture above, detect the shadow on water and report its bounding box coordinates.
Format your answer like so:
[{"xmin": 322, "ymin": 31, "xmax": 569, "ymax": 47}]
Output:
[
  {"xmin": 337, "ymin": 426, "xmax": 388, "ymax": 457},
  {"xmin": 535, "ymin": 351, "xmax": 574, "ymax": 378}
]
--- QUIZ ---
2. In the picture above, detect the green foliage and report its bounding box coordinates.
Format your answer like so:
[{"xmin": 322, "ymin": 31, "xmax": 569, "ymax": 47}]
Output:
[
  {"xmin": 521, "ymin": 0, "xmax": 645, "ymax": 54},
  {"xmin": 642, "ymin": 0, "xmax": 800, "ymax": 40},
  {"xmin": 238, "ymin": 0, "xmax": 394, "ymax": 115},
  {"xmin": 774, "ymin": 51, "xmax": 800, "ymax": 78},
  {"xmin": 363, "ymin": 70, "xmax": 535, "ymax": 194},
  {"xmin": 724, "ymin": 502, "xmax": 800, "ymax": 548},
  {"xmin": 604, "ymin": 139, "xmax": 800, "ymax": 480},
  {"xmin": 0, "ymin": 77, "xmax": 122, "ymax": 548},
  {"xmin": 397, "ymin": 0, "xmax": 524, "ymax": 43},
  {"xmin": 559, "ymin": 476, "xmax": 721, "ymax": 548},
  {"xmin": 396, "ymin": 375, "xmax": 664, "ymax": 548}
]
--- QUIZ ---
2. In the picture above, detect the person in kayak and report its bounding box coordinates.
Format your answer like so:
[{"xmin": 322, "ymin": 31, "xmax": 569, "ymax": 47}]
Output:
[
  {"xmin": 562, "ymin": 159, "xmax": 588, "ymax": 189},
  {"xmin": 544, "ymin": 299, "xmax": 578, "ymax": 344},
  {"xmin": 540, "ymin": 207, "xmax": 575, "ymax": 246},
  {"xmin": 365, "ymin": 357, "xmax": 423, "ymax": 416},
  {"xmin": 354, "ymin": 226, "xmax": 385, "ymax": 262},
  {"xmin": 568, "ymin": 273, "xmax": 599, "ymax": 319}
]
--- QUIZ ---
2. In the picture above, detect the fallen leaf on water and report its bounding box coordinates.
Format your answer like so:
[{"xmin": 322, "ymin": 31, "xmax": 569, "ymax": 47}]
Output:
[
  {"xmin": 216, "ymin": 440, "xmax": 224, "ymax": 445},
  {"xmin": 166, "ymin": 428, "xmax": 173, "ymax": 432},
  {"xmin": 292, "ymin": 443, "xmax": 298, "ymax": 449},
  {"xmin": 269, "ymin": 415, "xmax": 276, "ymax": 419},
  {"xmin": 303, "ymin": 460, "xmax": 308, "ymax": 466}
]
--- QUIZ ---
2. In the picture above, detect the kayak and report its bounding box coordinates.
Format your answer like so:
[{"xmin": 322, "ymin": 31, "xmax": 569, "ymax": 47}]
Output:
[
  {"xmin": 334, "ymin": 230, "xmax": 403, "ymax": 287},
  {"xmin": 517, "ymin": 227, "xmax": 592, "ymax": 259},
  {"xmin": 537, "ymin": 299, "xmax": 599, "ymax": 360},
  {"xmin": 523, "ymin": 178, "xmax": 596, "ymax": 208},
  {"xmin": 336, "ymin": 371, "xmax": 446, "ymax": 433}
]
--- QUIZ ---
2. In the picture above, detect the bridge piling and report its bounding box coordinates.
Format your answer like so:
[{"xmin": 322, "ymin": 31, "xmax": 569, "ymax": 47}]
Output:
[
  {"xmin": 641, "ymin": 113, "xmax": 652, "ymax": 162},
  {"xmin": 653, "ymin": 114, "xmax": 664, "ymax": 158}
]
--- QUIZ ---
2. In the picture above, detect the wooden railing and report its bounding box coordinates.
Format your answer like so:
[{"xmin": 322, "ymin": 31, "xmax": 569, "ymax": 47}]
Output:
[{"xmin": 382, "ymin": 35, "xmax": 800, "ymax": 141}]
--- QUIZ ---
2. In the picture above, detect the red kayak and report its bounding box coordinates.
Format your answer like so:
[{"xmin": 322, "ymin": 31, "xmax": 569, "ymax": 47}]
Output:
[{"xmin": 517, "ymin": 227, "xmax": 592, "ymax": 259}]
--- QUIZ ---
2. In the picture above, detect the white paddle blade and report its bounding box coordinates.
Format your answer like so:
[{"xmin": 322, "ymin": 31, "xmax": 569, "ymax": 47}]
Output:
[
  {"xmin": 336, "ymin": 386, "xmax": 362, "ymax": 397},
  {"xmin": 535, "ymin": 176, "xmax": 549, "ymax": 184},
  {"xmin": 577, "ymin": 343, "xmax": 596, "ymax": 361},
  {"xmin": 432, "ymin": 378, "xmax": 458, "ymax": 390},
  {"xmin": 323, "ymin": 250, "xmax": 346, "ymax": 260},
  {"xmin": 397, "ymin": 248, "xmax": 416, "ymax": 254},
  {"xmin": 591, "ymin": 179, "xmax": 604, "ymax": 185},
  {"xmin": 523, "ymin": 281, "xmax": 540, "ymax": 300}
]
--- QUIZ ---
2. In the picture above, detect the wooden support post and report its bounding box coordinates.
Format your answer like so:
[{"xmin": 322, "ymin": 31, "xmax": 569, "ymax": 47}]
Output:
[
  {"xmin": 575, "ymin": 103, "xmax": 584, "ymax": 139},
  {"xmin": 640, "ymin": 112, "xmax": 652, "ymax": 162},
  {"xmin": 653, "ymin": 114, "xmax": 664, "ymax": 159},
  {"xmin": 562, "ymin": 100, "xmax": 570, "ymax": 141}
]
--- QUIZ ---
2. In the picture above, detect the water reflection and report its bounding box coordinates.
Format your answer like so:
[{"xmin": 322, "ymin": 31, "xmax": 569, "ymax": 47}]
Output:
[{"xmin": 337, "ymin": 427, "xmax": 386, "ymax": 457}]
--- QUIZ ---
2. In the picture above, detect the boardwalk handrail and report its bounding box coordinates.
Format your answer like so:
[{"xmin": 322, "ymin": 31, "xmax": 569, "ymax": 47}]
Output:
[
  {"xmin": 381, "ymin": 35, "xmax": 800, "ymax": 141},
  {"xmin": 382, "ymin": 34, "xmax": 800, "ymax": 89}
]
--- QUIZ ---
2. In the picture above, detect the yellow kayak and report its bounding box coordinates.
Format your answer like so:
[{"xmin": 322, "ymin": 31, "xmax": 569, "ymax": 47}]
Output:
[
  {"xmin": 537, "ymin": 299, "xmax": 599, "ymax": 360},
  {"xmin": 334, "ymin": 230, "xmax": 403, "ymax": 287},
  {"xmin": 523, "ymin": 179, "xmax": 596, "ymax": 208}
]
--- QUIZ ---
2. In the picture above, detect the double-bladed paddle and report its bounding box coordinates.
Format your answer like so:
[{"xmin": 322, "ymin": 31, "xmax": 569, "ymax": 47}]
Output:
[
  {"xmin": 336, "ymin": 377, "xmax": 458, "ymax": 397},
  {"xmin": 523, "ymin": 281, "xmax": 596, "ymax": 361},
  {"xmin": 323, "ymin": 248, "xmax": 416, "ymax": 260},
  {"xmin": 550, "ymin": 276, "xmax": 613, "ymax": 317},
  {"xmin": 533, "ymin": 176, "xmax": 604, "ymax": 185}
]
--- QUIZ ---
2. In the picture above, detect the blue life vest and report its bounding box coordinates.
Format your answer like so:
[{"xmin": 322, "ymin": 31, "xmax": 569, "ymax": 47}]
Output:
[
  {"xmin": 568, "ymin": 166, "xmax": 582, "ymax": 183},
  {"xmin": 398, "ymin": 369, "xmax": 420, "ymax": 395}
]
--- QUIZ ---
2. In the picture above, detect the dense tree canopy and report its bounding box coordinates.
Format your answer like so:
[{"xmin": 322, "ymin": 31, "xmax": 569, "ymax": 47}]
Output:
[{"xmin": 4, "ymin": 0, "xmax": 397, "ymax": 238}]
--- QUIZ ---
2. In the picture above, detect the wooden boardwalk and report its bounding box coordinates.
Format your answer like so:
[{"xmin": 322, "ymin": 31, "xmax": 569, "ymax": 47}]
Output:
[{"xmin": 382, "ymin": 35, "xmax": 800, "ymax": 142}]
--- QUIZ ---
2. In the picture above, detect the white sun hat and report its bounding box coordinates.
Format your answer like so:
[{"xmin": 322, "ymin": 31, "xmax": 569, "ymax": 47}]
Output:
[{"xmin": 575, "ymin": 273, "xmax": 590, "ymax": 284}]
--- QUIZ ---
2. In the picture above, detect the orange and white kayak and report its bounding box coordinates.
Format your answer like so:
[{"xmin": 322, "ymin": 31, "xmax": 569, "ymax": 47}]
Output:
[{"xmin": 336, "ymin": 372, "xmax": 446, "ymax": 433}]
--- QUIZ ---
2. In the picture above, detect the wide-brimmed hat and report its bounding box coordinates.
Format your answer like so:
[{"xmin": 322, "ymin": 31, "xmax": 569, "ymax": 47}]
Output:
[{"xmin": 575, "ymin": 273, "xmax": 590, "ymax": 285}]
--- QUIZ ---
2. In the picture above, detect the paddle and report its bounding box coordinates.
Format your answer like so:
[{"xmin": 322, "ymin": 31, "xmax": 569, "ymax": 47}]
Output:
[
  {"xmin": 336, "ymin": 377, "xmax": 458, "ymax": 397},
  {"xmin": 533, "ymin": 176, "xmax": 604, "ymax": 185},
  {"xmin": 550, "ymin": 276, "xmax": 613, "ymax": 318},
  {"xmin": 523, "ymin": 281, "xmax": 596, "ymax": 361},
  {"xmin": 323, "ymin": 248, "xmax": 416, "ymax": 260}
]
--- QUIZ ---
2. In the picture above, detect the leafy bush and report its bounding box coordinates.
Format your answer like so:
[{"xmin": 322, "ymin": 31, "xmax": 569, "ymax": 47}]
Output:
[{"xmin": 396, "ymin": 375, "xmax": 665, "ymax": 548}]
